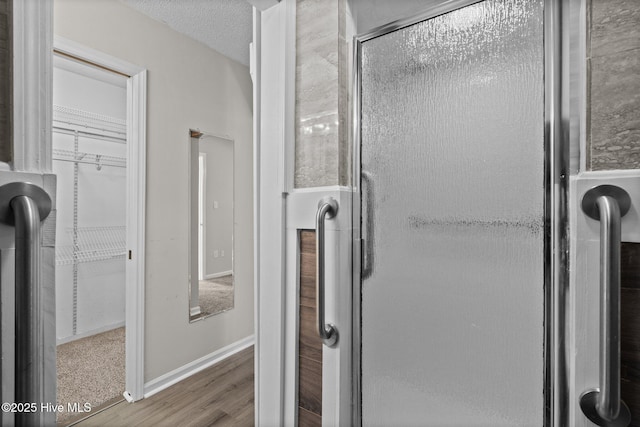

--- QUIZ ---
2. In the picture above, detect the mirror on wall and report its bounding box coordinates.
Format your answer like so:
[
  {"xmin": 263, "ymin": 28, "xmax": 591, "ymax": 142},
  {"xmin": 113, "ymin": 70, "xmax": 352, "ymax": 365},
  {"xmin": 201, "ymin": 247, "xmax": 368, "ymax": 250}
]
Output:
[{"xmin": 189, "ymin": 129, "xmax": 234, "ymax": 321}]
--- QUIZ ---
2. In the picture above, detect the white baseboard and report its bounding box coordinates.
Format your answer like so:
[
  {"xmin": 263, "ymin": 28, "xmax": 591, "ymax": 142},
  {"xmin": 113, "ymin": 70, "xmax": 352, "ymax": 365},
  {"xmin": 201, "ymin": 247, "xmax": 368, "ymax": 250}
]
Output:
[
  {"xmin": 190, "ymin": 305, "xmax": 202, "ymax": 316},
  {"xmin": 56, "ymin": 321, "xmax": 125, "ymax": 345},
  {"xmin": 205, "ymin": 270, "xmax": 233, "ymax": 280},
  {"xmin": 143, "ymin": 335, "xmax": 254, "ymax": 398}
]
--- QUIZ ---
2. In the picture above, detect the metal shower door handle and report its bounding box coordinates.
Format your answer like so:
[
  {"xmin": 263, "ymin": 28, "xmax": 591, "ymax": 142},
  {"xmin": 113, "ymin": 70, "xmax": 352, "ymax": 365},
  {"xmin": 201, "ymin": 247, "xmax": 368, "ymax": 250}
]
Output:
[
  {"xmin": 579, "ymin": 185, "xmax": 631, "ymax": 427},
  {"xmin": 361, "ymin": 171, "xmax": 374, "ymax": 280},
  {"xmin": 0, "ymin": 182, "xmax": 52, "ymax": 426},
  {"xmin": 316, "ymin": 197, "xmax": 339, "ymax": 347}
]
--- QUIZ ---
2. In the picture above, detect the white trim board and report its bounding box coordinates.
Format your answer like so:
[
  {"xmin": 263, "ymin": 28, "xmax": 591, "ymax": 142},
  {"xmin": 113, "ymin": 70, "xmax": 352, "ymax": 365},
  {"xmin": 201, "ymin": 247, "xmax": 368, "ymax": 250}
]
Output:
[
  {"xmin": 255, "ymin": 1, "xmax": 290, "ymax": 425},
  {"xmin": 251, "ymin": 7, "xmax": 263, "ymax": 427},
  {"xmin": 53, "ymin": 36, "xmax": 148, "ymax": 402},
  {"xmin": 13, "ymin": 0, "xmax": 53, "ymax": 173},
  {"xmin": 205, "ymin": 270, "xmax": 233, "ymax": 280},
  {"xmin": 283, "ymin": 188, "xmax": 353, "ymax": 425},
  {"xmin": 143, "ymin": 335, "xmax": 255, "ymax": 398},
  {"xmin": 53, "ymin": 36, "xmax": 143, "ymax": 77},
  {"xmin": 56, "ymin": 322, "xmax": 125, "ymax": 346}
]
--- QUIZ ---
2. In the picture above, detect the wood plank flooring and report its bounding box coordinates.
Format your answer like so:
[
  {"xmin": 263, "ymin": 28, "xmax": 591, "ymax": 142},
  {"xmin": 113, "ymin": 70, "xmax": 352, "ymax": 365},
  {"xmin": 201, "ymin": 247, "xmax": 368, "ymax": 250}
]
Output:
[{"xmin": 72, "ymin": 346, "xmax": 254, "ymax": 427}]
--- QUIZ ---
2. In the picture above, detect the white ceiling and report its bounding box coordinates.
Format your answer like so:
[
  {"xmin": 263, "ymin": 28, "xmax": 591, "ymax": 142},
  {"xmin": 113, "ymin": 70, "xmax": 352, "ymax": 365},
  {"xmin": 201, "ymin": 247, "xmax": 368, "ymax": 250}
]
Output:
[{"xmin": 123, "ymin": 0, "xmax": 253, "ymax": 67}]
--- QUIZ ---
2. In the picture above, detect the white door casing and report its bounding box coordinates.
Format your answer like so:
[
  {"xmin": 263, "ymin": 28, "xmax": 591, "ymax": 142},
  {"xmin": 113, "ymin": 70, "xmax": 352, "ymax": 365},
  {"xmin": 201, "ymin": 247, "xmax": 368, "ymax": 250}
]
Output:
[
  {"xmin": 255, "ymin": 1, "xmax": 287, "ymax": 424},
  {"xmin": 52, "ymin": 36, "xmax": 148, "ymax": 402}
]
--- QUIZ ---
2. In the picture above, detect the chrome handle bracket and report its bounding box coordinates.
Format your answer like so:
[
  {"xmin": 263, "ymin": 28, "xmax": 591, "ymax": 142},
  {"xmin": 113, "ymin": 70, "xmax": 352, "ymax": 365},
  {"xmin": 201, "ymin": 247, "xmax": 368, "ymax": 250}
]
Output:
[
  {"xmin": 581, "ymin": 184, "xmax": 631, "ymax": 220},
  {"xmin": 0, "ymin": 182, "xmax": 52, "ymax": 225},
  {"xmin": 579, "ymin": 185, "xmax": 631, "ymax": 427},
  {"xmin": 316, "ymin": 196, "xmax": 339, "ymax": 348},
  {"xmin": 580, "ymin": 390, "xmax": 630, "ymax": 427}
]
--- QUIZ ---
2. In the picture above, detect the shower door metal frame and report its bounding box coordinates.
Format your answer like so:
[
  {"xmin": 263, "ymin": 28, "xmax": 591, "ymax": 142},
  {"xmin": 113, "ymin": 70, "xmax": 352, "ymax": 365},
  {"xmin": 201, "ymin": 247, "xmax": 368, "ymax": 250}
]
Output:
[{"xmin": 350, "ymin": 0, "xmax": 571, "ymax": 426}]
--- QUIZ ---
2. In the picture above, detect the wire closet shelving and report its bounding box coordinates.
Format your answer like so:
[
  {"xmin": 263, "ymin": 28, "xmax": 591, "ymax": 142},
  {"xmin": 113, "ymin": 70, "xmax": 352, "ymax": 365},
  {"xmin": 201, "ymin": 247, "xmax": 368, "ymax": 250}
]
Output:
[{"xmin": 52, "ymin": 104, "xmax": 127, "ymax": 266}]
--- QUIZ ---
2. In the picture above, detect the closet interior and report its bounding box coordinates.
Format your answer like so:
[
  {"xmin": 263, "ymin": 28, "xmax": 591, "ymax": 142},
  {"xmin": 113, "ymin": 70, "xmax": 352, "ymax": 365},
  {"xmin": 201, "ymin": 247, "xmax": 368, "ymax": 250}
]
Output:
[{"xmin": 53, "ymin": 54, "xmax": 128, "ymax": 424}]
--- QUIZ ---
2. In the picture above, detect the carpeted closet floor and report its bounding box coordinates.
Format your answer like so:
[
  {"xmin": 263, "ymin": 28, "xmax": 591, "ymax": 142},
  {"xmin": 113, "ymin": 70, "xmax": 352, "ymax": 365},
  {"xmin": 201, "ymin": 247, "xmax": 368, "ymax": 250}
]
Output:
[
  {"xmin": 57, "ymin": 327, "xmax": 125, "ymax": 426},
  {"xmin": 198, "ymin": 275, "xmax": 234, "ymax": 316}
]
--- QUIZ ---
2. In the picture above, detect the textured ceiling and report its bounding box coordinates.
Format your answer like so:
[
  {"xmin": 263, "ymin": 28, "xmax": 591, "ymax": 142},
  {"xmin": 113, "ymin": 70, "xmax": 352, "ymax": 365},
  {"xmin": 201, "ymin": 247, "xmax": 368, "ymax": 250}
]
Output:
[{"xmin": 123, "ymin": 0, "xmax": 253, "ymax": 67}]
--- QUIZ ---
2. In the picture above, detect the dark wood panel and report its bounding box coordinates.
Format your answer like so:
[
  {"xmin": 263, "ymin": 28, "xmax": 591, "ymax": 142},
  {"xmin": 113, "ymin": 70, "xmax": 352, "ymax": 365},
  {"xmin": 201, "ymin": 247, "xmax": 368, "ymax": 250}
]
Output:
[
  {"xmin": 299, "ymin": 405, "xmax": 322, "ymax": 427},
  {"xmin": 622, "ymin": 242, "xmax": 640, "ymax": 289},
  {"xmin": 300, "ymin": 305, "xmax": 322, "ymax": 362},
  {"xmin": 300, "ymin": 231, "xmax": 316, "ymax": 254},
  {"xmin": 298, "ymin": 356, "xmax": 323, "ymax": 415},
  {"xmin": 623, "ymin": 379, "xmax": 640, "ymax": 427},
  {"xmin": 299, "ymin": 230, "xmax": 322, "ymax": 423},
  {"xmin": 621, "ymin": 242, "xmax": 640, "ymax": 426},
  {"xmin": 622, "ymin": 289, "xmax": 640, "ymax": 365},
  {"xmin": 300, "ymin": 252, "xmax": 316, "ymax": 275},
  {"xmin": 300, "ymin": 252, "xmax": 317, "ymax": 308}
]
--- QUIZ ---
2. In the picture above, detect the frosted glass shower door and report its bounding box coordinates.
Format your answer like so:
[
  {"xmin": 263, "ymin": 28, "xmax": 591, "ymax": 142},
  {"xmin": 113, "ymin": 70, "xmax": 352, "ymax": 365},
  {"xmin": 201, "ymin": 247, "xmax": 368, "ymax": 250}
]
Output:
[{"xmin": 358, "ymin": 0, "xmax": 545, "ymax": 425}]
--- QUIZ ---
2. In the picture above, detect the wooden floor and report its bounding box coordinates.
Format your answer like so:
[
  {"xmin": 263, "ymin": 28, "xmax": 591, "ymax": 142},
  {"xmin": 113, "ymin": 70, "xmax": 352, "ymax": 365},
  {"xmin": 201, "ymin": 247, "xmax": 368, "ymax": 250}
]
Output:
[{"xmin": 72, "ymin": 346, "xmax": 254, "ymax": 427}]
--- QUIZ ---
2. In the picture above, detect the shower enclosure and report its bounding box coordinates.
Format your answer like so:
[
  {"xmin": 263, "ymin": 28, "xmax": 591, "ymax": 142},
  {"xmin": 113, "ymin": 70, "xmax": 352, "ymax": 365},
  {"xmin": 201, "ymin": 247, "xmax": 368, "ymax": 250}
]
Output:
[
  {"xmin": 258, "ymin": 0, "xmax": 639, "ymax": 425},
  {"xmin": 353, "ymin": 0, "xmax": 563, "ymax": 425}
]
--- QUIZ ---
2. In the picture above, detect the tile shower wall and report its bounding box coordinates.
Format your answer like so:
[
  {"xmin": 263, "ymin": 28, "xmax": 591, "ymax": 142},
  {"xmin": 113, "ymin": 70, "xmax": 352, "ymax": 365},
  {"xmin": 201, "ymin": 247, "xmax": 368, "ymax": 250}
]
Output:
[
  {"xmin": 295, "ymin": 0, "xmax": 349, "ymax": 188},
  {"xmin": 0, "ymin": 0, "xmax": 10, "ymax": 163},
  {"xmin": 296, "ymin": 0, "xmax": 640, "ymax": 177},
  {"xmin": 589, "ymin": 0, "xmax": 640, "ymax": 170}
]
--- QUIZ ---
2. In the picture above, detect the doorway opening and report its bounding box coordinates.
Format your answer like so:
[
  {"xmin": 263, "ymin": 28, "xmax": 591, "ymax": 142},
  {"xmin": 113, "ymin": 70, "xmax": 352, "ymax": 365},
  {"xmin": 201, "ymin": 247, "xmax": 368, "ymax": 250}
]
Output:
[
  {"xmin": 51, "ymin": 38, "xmax": 147, "ymax": 424},
  {"xmin": 52, "ymin": 51, "xmax": 128, "ymax": 425}
]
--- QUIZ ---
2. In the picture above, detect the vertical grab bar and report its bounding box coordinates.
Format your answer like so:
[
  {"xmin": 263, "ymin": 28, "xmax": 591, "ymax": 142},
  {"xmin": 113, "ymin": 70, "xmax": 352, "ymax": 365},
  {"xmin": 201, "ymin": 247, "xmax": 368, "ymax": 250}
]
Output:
[
  {"xmin": 579, "ymin": 185, "xmax": 631, "ymax": 427},
  {"xmin": 316, "ymin": 197, "xmax": 339, "ymax": 347},
  {"xmin": 0, "ymin": 182, "xmax": 52, "ymax": 426}
]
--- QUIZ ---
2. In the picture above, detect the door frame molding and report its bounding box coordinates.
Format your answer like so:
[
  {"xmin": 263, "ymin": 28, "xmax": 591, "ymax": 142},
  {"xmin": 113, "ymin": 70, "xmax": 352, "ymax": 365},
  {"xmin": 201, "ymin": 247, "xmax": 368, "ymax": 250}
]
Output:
[
  {"xmin": 53, "ymin": 36, "xmax": 148, "ymax": 402},
  {"xmin": 351, "ymin": 0, "xmax": 570, "ymax": 425},
  {"xmin": 11, "ymin": 0, "xmax": 53, "ymax": 172},
  {"xmin": 8, "ymin": 2, "xmax": 55, "ymax": 424},
  {"xmin": 254, "ymin": 1, "xmax": 292, "ymax": 424}
]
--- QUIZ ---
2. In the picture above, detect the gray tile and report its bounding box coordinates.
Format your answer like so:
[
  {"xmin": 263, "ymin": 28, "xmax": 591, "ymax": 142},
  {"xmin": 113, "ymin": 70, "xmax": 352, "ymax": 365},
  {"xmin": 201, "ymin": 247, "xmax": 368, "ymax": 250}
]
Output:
[
  {"xmin": 338, "ymin": 19, "xmax": 350, "ymax": 186},
  {"xmin": 590, "ymin": 48, "xmax": 640, "ymax": 170},
  {"xmin": 591, "ymin": 0, "xmax": 640, "ymax": 57},
  {"xmin": 295, "ymin": 0, "xmax": 342, "ymax": 188},
  {"xmin": 295, "ymin": 139, "xmax": 340, "ymax": 187}
]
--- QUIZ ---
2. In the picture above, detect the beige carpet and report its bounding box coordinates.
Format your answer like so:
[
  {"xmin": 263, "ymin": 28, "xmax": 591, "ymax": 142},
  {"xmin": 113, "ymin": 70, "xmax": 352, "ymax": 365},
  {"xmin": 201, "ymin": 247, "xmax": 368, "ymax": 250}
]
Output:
[
  {"xmin": 198, "ymin": 275, "xmax": 234, "ymax": 316},
  {"xmin": 57, "ymin": 327, "xmax": 125, "ymax": 425}
]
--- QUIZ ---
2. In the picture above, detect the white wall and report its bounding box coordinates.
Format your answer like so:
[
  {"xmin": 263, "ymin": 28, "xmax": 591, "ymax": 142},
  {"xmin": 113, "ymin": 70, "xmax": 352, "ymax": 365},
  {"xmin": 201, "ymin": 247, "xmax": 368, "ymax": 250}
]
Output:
[
  {"xmin": 53, "ymin": 57, "xmax": 127, "ymax": 117},
  {"xmin": 54, "ymin": 0, "xmax": 254, "ymax": 382},
  {"xmin": 201, "ymin": 136, "xmax": 233, "ymax": 277}
]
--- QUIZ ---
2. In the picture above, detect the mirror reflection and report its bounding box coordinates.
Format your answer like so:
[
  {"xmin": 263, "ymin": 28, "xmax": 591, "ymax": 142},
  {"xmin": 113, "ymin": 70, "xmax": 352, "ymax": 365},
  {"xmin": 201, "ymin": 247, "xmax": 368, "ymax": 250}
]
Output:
[{"xmin": 189, "ymin": 130, "xmax": 234, "ymax": 321}]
